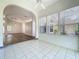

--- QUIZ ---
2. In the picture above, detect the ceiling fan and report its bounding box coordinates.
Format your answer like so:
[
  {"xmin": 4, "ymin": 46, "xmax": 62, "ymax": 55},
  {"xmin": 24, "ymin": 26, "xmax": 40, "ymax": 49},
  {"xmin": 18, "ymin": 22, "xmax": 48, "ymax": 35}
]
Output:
[{"xmin": 34, "ymin": 0, "xmax": 46, "ymax": 9}]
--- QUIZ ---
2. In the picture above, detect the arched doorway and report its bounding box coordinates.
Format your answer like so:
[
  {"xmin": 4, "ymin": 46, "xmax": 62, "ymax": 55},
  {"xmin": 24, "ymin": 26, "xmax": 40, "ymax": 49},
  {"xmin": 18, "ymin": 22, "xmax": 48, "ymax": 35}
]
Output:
[{"xmin": 3, "ymin": 5, "xmax": 36, "ymax": 46}]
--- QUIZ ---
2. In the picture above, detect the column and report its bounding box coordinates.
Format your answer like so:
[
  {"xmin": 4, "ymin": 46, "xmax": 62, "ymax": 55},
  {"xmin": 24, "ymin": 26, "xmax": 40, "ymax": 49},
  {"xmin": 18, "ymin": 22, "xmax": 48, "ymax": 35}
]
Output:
[{"xmin": 58, "ymin": 12, "xmax": 65, "ymax": 35}]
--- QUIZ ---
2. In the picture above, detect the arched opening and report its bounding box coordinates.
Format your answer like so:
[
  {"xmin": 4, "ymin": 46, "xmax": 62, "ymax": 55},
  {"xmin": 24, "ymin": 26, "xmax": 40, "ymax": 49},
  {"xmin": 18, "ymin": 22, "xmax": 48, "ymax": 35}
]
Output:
[{"xmin": 3, "ymin": 5, "xmax": 36, "ymax": 46}]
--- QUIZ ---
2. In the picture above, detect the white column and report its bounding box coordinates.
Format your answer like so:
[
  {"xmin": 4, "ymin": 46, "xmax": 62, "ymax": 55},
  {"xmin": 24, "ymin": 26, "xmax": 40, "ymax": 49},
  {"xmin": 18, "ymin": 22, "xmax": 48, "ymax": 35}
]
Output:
[
  {"xmin": 58, "ymin": 12, "xmax": 65, "ymax": 34},
  {"xmin": 0, "ymin": 15, "xmax": 3, "ymax": 47},
  {"xmin": 22, "ymin": 23, "xmax": 26, "ymax": 33},
  {"xmin": 32, "ymin": 20, "xmax": 35, "ymax": 36},
  {"xmin": 35, "ymin": 17, "xmax": 39, "ymax": 38}
]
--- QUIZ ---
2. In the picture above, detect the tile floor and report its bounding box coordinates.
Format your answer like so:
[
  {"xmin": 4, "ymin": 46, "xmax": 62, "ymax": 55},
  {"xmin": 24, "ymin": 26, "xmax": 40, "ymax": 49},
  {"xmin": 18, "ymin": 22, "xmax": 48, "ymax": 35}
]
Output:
[
  {"xmin": 0, "ymin": 48, "xmax": 4, "ymax": 59},
  {"xmin": 39, "ymin": 34, "xmax": 79, "ymax": 50},
  {"xmin": 0, "ymin": 40, "xmax": 79, "ymax": 59}
]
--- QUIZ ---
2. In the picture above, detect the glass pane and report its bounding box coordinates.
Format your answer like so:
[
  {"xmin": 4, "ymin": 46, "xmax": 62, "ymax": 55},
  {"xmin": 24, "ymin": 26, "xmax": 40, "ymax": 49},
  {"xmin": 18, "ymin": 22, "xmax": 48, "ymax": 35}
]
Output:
[
  {"xmin": 47, "ymin": 13, "xmax": 58, "ymax": 34},
  {"xmin": 39, "ymin": 17, "xmax": 46, "ymax": 33},
  {"xmin": 60, "ymin": 6, "xmax": 79, "ymax": 35}
]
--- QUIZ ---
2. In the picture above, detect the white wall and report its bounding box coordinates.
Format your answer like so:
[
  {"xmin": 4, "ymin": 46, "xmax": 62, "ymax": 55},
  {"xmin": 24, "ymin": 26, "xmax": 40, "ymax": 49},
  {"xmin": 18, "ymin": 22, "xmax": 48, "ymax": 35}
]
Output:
[
  {"xmin": 25, "ymin": 22, "xmax": 32, "ymax": 36},
  {"xmin": 0, "ymin": 17, "xmax": 3, "ymax": 47},
  {"xmin": 6, "ymin": 20, "xmax": 23, "ymax": 33},
  {"xmin": 0, "ymin": 15, "xmax": 4, "ymax": 47},
  {"xmin": 12, "ymin": 22, "xmax": 22, "ymax": 33},
  {"xmin": 22, "ymin": 21, "xmax": 35, "ymax": 36}
]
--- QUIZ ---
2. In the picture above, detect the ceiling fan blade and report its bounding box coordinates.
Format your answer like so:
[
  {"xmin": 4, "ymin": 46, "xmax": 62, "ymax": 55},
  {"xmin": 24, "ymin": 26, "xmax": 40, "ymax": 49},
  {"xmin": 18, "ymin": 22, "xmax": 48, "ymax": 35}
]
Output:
[
  {"xmin": 37, "ymin": 0, "xmax": 40, "ymax": 2},
  {"xmin": 41, "ymin": 3, "xmax": 46, "ymax": 9},
  {"xmin": 34, "ymin": 3, "xmax": 39, "ymax": 9},
  {"xmin": 34, "ymin": 0, "xmax": 46, "ymax": 9}
]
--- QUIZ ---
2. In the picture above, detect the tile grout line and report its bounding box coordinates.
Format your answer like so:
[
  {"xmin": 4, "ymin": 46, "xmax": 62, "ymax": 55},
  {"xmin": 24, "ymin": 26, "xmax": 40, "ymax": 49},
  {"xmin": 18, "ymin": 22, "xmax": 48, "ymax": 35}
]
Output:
[
  {"xmin": 41, "ymin": 46, "xmax": 58, "ymax": 59},
  {"xmin": 64, "ymin": 48, "xmax": 68, "ymax": 59},
  {"xmin": 74, "ymin": 51, "xmax": 76, "ymax": 59},
  {"xmin": 40, "ymin": 39, "xmax": 78, "ymax": 52},
  {"xmin": 51, "ymin": 47, "xmax": 61, "ymax": 59},
  {"xmin": 16, "ymin": 44, "xmax": 34, "ymax": 59},
  {"xmin": 12, "ymin": 45, "xmax": 17, "ymax": 59},
  {"xmin": 4, "ymin": 40, "xmax": 78, "ymax": 59},
  {"xmin": 4, "ymin": 48, "xmax": 6, "ymax": 59}
]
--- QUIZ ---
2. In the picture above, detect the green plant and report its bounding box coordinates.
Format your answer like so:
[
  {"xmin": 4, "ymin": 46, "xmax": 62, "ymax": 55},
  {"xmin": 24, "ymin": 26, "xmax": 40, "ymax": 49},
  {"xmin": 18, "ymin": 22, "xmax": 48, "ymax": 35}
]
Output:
[
  {"xmin": 75, "ymin": 23, "xmax": 79, "ymax": 35},
  {"xmin": 78, "ymin": 23, "xmax": 79, "ymax": 32}
]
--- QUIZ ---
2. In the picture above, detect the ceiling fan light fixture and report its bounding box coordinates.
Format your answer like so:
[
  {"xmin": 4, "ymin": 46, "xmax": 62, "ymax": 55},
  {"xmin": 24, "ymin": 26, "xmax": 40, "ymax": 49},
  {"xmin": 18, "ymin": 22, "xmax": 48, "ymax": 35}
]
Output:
[
  {"xmin": 34, "ymin": 2, "xmax": 39, "ymax": 9},
  {"xmin": 41, "ymin": 3, "xmax": 46, "ymax": 9},
  {"xmin": 34, "ymin": 0, "xmax": 46, "ymax": 10}
]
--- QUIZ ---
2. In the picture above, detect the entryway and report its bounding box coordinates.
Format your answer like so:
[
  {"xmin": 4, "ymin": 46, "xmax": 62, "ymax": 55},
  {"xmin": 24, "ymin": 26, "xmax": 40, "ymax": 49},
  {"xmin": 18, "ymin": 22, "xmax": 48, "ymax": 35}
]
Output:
[{"xmin": 3, "ymin": 5, "xmax": 36, "ymax": 46}]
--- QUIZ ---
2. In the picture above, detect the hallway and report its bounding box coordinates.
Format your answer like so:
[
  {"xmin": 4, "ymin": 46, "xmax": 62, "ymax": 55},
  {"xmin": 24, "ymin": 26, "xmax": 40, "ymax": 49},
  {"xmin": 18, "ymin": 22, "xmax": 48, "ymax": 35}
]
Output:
[
  {"xmin": 1, "ymin": 40, "xmax": 79, "ymax": 59},
  {"xmin": 3, "ymin": 5, "xmax": 36, "ymax": 46}
]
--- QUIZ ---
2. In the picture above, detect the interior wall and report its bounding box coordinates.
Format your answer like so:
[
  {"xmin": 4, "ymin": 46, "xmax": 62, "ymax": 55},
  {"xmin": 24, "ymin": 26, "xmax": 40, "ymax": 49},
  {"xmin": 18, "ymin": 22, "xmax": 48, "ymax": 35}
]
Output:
[
  {"xmin": 7, "ymin": 19, "xmax": 22, "ymax": 33},
  {"xmin": 12, "ymin": 21, "xmax": 22, "ymax": 33},
  {"xmin": 24, "ymin": 22, "xmax": 32, "ymax": 36}
]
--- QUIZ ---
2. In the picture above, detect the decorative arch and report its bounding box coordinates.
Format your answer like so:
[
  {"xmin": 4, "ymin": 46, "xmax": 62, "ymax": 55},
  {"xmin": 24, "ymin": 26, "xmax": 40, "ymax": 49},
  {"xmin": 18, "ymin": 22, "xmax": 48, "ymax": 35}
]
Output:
[
  {"xmin": 0, "ymin": 1, "xmax": 39, "ymax": 47},
  {"xmin": 2, "ymin": 4, "xmax": 39, "ymax": 38}
]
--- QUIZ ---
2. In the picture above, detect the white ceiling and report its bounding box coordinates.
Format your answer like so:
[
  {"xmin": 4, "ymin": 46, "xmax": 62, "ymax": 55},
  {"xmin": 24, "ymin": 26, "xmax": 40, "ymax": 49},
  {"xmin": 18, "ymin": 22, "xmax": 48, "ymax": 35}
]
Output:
[
  {"xmin": 20, "ymin": 0, "xmax": 59, "ymax": 11},
  {"xmin": 33, "ymin": 0, "xmax": 59, "ymax": 12},
  {"xmin": 4, "ymin": 5, "xmax": 35, "ymax": 23},
  {"xmin": 3, "ymin": 0, "xmax": 79, "ymax": 23},
  {"xmin": 3, "ymin": 0, "xmax": 59, "ymax": 23}
]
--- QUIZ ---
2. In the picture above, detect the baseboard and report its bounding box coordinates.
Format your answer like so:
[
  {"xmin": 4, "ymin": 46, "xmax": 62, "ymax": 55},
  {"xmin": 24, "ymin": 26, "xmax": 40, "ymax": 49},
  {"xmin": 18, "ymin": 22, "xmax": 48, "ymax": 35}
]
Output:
[{"xmin": 24, "ymin": 34, "xmax": 35, "ymax": 38}]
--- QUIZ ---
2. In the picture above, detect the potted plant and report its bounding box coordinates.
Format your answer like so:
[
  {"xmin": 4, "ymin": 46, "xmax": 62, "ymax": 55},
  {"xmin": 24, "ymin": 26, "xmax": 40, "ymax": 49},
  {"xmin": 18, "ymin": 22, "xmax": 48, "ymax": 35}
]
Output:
[{"xmin": 75, "ymin": 23, "xmax": 79, "ymax": 35}]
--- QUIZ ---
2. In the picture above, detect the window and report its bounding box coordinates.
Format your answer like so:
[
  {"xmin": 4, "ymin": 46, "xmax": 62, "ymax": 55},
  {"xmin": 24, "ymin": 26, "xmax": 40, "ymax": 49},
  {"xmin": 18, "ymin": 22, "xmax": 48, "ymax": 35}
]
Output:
[
  {"xmin": 47, "ymin": 13, "xmax": 58, "ymax": 34},
  {"xmin": 60, "ymin": 6, "xmax": 79, "ymax": 35},
  {"xmin": 39, "ymin": 17, "xmax": 46, "ymax": 33}
]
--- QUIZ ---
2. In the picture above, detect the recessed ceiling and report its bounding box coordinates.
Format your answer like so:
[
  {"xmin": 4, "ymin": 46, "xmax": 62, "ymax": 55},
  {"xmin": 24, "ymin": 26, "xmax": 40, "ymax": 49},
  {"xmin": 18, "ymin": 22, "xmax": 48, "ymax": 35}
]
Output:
[
  {"xmin": 3, "ymin": 0, "xmax": 60, "ymax": 20},
  {"xmin": 4, "ymin": 5, "xmax": 35, "ymax": 23},
  {"xmin": 33, "ymin": 0, "xmax": 59, "ymax": 12},
  {"xmin": 1, "ymin": 0, "xmax": 79, "ymax": 18}
]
